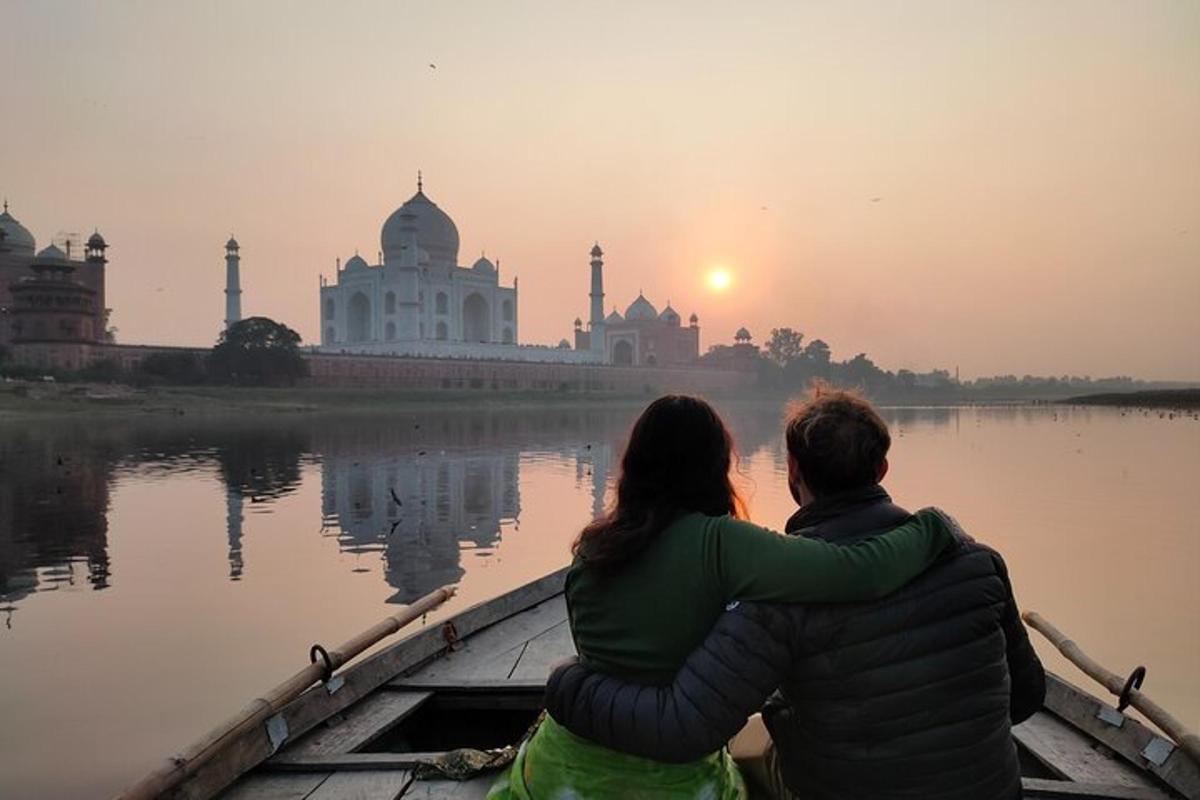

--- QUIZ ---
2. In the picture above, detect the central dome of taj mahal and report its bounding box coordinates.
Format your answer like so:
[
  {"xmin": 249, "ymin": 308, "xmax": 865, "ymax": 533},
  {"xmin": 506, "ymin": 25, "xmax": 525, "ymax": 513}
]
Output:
[{"xmin": 380, "ymin": 178, "xmax": 460, "ymax": 269}]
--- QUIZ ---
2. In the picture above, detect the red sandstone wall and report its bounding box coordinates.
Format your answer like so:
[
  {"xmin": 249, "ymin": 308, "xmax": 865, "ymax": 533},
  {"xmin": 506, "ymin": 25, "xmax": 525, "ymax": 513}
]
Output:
[{"xmin": 8, "ymin": 343, "xmax": 752, "ymax": 395}]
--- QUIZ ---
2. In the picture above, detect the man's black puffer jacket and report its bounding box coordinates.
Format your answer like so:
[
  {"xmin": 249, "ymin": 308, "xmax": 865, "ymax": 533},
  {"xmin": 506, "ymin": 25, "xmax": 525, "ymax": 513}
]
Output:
[{"xmin": 547, "ymin": 491, "xmax": 1045, "ymax": 800}]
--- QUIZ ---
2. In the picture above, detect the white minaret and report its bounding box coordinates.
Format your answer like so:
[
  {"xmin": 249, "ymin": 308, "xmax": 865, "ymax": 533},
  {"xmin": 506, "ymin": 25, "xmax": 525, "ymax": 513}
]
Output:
[
  {"xmin": 589, "ymin": 243, "xmax": 605, "ymax": 355},
  {"xmin": 224, "ymin": 236, "xmax": 242, "ymax": 329}
]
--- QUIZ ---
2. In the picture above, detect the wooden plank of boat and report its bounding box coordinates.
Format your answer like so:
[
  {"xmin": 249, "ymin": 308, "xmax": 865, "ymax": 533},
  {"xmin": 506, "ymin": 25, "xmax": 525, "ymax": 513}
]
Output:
[
  {"xmin": 195, "ymin": 567, "xmax": 567, "ymax": 800},
  {"xmin": 1020, "ymin": 777, "xmax": 1173, "ymax": 799},
  {"xmin": 399, "ymin": 776, "xmax": 494, "ymax": 799},
  {"xmin": 1041, "ymin": 674, "xmax": 1200, "ymax": 800},
  {"xmin": 275, "ymin": 691, "xmax": 432, "ymax": 760},
  {"xmin": 220, "ymin": 773, "xmax": 331, "ymax": 800},
  {"xmin": 304, "ymin": 771, "xmax": 412, "ymax": 800},
  {"xmin": 508, "ymin": 619, "xmax": 574, "ymax": 681},
  {"xmin": 1014, "ymin": 711, "xmax": 1157, "ymax": 788},
  {"xmin": 408, "ymin": 595, "xmax": 568, "ymax": 683}
]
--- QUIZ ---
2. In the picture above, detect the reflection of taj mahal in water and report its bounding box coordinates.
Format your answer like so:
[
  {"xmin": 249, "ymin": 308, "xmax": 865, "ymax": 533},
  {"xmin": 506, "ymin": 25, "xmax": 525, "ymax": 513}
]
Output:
[{"xmin": 315, "ymin": 440, "xmax": 612, "ymax": 603}]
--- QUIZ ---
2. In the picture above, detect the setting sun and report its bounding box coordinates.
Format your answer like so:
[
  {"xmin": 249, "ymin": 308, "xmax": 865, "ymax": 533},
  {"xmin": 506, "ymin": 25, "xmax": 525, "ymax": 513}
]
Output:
[{"xmin": 706, "ymin": 267, "xmax": 733, "ymax": 292}]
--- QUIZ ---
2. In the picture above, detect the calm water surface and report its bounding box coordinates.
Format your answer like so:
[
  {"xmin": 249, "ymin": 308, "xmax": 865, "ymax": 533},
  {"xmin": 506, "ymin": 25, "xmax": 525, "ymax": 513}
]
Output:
[{"xmin": 0, "ymin": 402, "xmax": 1197, "ymax": 798}]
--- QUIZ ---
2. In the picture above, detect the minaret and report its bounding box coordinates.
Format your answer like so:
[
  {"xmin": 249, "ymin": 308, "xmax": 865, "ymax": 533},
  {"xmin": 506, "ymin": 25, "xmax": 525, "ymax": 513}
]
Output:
[
  {"xmin": 589, "ymin": 243, "xmax": 605, "ymax": 355},
  {"xmin": 224, "ymin": 236, "xmax": 242, "ymax": 331},
  {"xmin": 224, "ymin": 237, "xmax": 242, "ymax": 329}
]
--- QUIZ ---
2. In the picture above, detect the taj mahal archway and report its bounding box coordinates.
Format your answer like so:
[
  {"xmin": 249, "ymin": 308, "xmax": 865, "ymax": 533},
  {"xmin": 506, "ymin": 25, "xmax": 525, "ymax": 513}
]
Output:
[
  {"xmin": 612, "ymin": 339, "xmax": 634, "ymax": 366},
  {"xmin": 462, "ymin": 293, "xmax": 490, "ymax": 343},
  {"xmin": 348, "ymin": 292, "xmax": 371, "ymax": 343}
]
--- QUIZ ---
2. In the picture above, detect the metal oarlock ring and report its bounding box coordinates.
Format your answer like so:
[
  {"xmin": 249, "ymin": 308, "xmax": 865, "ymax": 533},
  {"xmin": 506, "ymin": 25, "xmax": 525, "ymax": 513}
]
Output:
[
  {"xmin": 1117, "ymin": 665, "xmax": 1146, "ymax": 713},
  {"xmin": 310, "ymin": 644, "xmax": 334, "ymax": 683}
]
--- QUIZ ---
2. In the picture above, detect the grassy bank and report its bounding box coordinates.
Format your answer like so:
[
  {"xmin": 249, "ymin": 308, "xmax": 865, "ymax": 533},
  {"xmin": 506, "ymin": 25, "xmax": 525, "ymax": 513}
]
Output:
[
  {"xmin": 1060, "ymin": 388, "xmax": 1200, "ymax": 410},
  {"xmin": 0, "ymin": 380, "xmax": 667, "ymax": 421}
]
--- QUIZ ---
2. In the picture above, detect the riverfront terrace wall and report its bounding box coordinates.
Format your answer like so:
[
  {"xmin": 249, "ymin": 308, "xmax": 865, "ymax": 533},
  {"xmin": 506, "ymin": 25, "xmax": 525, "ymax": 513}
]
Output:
[{"xmin": 8, "ymin": 342, "xmax": 752, "ymax": 395}]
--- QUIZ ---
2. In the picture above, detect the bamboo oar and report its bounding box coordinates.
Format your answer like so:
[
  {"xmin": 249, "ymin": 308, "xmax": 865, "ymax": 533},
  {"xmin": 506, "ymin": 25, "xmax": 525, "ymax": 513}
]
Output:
[
  {"xmin": 1023, "ymin": 610, "xmax": 1200, "ymax": 763},
  {"xmin": 116, "ymin": 584, "xmax": 457, "ymax": 800}
]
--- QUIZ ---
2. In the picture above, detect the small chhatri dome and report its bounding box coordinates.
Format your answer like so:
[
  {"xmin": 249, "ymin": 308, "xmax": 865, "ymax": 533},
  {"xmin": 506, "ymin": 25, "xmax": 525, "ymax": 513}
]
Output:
[
  {"xmin": 226, "ymin": 236, "xmax": 239, "ymax": 251},
  {"xmin": 87, "ymin": 230, "xmax": 107, "ymax": 249},
  {"xmin": 659, "ymin": 304, "xmax": 680, "ymax": 326},
  {"xmin": 573, "ymin": 317, "xmax": 582, "ymax": 329},
  {"xmin": 605, "ymin": 308, "xmax": 624, "ymax": 324},
  {"xmin": 689, "ymin": 312, "xmax": 699, "ymax": 325},
  {"xmin": 590, "ymin": 243, "xmax": 603, "ymax": 259},
  {"xmin": 624, "ymin": 292, "xmax": 658, "ymax": 321},
  {"xmin": 35, "ymin": 243, "xmax": 68, "ymax": 262},
  {"xmin": 472, "ymin": 255, "xmax": 496, "ymax": 273},
  {"xmin": 344, "ymin": 253, "xmax": 369, "ymax": 271},
  {"xmin": 735, "ymin": 326, "xmax": 752, "ymax": 342},
  {"xmin": 0, "ymin": 203, "xmax": 36, "ymax": 254}
]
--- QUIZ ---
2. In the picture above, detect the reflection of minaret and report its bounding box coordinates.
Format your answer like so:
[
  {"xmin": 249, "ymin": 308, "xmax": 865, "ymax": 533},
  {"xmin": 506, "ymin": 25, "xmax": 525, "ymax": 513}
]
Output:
[
  {"xmin": 226, "ymin": 488, "xmax": 243, "ymax": 580},
  {"xmin": 574, "ymin": 442, "xmax": 613, "ymax": 521},
  {"xmin": 224, "ymin": 237, "xmax": 242, "ymax": 329}
]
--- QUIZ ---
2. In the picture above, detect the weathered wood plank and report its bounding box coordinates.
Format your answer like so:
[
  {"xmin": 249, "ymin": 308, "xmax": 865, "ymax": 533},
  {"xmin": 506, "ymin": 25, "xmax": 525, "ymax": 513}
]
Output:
[
  {"xmin": 1014, "ymin": 712, "xmax": 1157, "ymax": 788},
  {"xmin": 1020, "ymin": 777, "xmax": 1171, "ymax": 799},
  {"xmin": 508, "ymin": 619, "xmax": 574, "ymax": 681},
  {"xmin": 187, "ymin": 567, "xmax": 567, "ymax": 800},
  {"xmin": 275, "ymin": 691, "xmax": 432, "ymax": 760},
  {"xmin": 220, "ymin": 772, "xmax": 330, "ymax": 800},
  {"xmin": 401, "ymin": 776, "xmax": 496, "ymax": 799},
  {"xmin": 386, "ymin": 677, "xmax": 547, "ymax": 692},
  {"xmin": 266, "ymin": 753, "xmax": 449, "ymax": 772},
  {"xmin": 1043, "ymin": 673, "xmax": 1200, "ymax": 800},
  {"xmin": 304, "ymin": 770, "xmax": 411, "ymax": 800},
  {"xmin": 407, "ymin": 595, "xmax": 567, "ymax": 683}
]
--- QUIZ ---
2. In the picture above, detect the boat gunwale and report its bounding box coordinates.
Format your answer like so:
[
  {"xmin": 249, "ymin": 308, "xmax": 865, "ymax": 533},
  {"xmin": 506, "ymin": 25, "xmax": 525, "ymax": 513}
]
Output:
[{"xmin": 182, "ymin": 566, "xmax": 568, "ymax": 800}]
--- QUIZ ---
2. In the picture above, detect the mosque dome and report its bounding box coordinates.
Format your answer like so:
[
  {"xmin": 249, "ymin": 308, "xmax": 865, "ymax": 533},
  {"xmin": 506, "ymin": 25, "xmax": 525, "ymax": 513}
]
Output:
[
  {"xmin": 624, "ymin": 293, "xmax": 658, "ymax": 321},
  {"xmin": 605, "ymin": 309, "xmax": 624, "ymax": 325},
  {"xmin": 344, "ymin": 253, "xmax": 369, "ymax": 272},
  {"xmin": 380, "ymin": 185, "xmax": 460, "ymax": 269},
  {"xmin": 472, "ymin": 255, "xmax": 495, "ymax": 273},
  {"xmin": 35, "ymin": 244, "xmax": 68, "ymax": 262},
  {"xmin": 659, "ymin": 304, "xmax": 680, "ymax": 326},
  {"xmin": 0, "ymin": 207, "xmax": 36, "ymax": 254}
]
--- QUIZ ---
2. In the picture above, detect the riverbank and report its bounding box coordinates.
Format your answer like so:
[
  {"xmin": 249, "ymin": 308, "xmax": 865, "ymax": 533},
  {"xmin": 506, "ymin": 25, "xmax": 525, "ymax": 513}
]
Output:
[
  {"xmin": 0, "ymin": 380, "xmax": 665, "ymax": 421},
  {"xmin": 1060, "ymin": 388, "xmax": 1200, "ymax": 410}
]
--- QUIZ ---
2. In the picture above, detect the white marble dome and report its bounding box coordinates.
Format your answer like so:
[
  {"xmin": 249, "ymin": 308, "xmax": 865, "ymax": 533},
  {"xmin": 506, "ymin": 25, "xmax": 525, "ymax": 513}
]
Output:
[
  {"xmin": 0, "ymin": 208, "xmax": 36, "ymax": 254},
  {"xmin": 472, "ymin": 255, "xmax": 495, "ymax": 273},
  {"xmin": 380, "ymin": 188, "xmax": 459, "ymax": 268},
  {"xmin": 344, "ymin": 253, "xmax": 370, "ymax": 272},
  {"xmin": 625, "ymin": 293, "xmax": 658, "ymax": 321}
]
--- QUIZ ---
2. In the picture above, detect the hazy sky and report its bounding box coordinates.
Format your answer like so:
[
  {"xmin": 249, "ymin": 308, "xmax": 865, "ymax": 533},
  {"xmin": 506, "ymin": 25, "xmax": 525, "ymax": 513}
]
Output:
[{"xmin": 2, "ymin": 1, "xmax": 1197, "ymax": 380}]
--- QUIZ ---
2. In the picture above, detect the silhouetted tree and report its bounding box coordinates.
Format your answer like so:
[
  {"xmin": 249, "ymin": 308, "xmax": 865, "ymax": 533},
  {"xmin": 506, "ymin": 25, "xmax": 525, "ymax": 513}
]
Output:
[
  {"xmin": 208, "ymin": 317, "xmax": 309, "ymax": 386},
  {"xmin": 766, "ymin": 328, "xmax": 805, "ymax": 367}
]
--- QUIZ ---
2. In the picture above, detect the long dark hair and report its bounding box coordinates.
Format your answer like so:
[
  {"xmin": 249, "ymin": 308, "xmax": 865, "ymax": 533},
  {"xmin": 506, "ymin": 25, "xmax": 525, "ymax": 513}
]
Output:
[{"xmin": 573, "ymin": 395, "xmax": 746, "ymax": 570}]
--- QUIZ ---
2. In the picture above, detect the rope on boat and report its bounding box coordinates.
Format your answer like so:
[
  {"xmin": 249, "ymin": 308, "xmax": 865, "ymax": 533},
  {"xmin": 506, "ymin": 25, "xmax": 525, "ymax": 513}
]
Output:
[
  {"xmin": 1023, "ymin": 610, "xmax": 1200, "ymax": 764},
  {"xmin": 114, "ymin": 584, "xmax": 458, "ymax": 800}
]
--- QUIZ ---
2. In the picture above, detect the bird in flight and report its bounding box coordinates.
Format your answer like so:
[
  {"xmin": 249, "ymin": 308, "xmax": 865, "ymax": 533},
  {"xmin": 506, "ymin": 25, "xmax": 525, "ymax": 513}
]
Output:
[
  {"xmin": 429, "ymin": 63, "xmax": 437, "ymax": 70},
  {"xmin": 869, "ymin": 197, "xmax": 882, "ymax": 203}
]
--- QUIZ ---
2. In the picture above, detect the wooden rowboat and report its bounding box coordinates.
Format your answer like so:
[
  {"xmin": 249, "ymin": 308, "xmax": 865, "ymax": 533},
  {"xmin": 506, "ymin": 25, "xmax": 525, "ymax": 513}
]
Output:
[{"xmin": 136, "ymin": 567, "xmax": 1199, "ymax": 800}]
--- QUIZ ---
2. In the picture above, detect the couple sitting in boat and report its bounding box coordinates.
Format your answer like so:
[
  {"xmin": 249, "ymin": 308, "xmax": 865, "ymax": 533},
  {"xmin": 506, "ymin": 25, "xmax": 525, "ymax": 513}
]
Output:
[{"xmin": 490, "ymin": 387, "xmax": 1046, "ymax": 800}]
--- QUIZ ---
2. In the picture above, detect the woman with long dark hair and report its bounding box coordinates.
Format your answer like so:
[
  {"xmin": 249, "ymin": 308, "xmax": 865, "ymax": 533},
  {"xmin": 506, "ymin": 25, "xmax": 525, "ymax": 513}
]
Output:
[{"xmin": 492, "ymin": 396, "xmax": 952, "ymax": 798}]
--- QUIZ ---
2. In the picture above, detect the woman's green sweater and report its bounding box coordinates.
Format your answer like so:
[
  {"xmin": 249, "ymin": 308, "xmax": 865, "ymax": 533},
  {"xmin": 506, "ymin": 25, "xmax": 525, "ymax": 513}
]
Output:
[{"xmin": 565, "ymin": 509, "xmax": 951, "ymax": 684}]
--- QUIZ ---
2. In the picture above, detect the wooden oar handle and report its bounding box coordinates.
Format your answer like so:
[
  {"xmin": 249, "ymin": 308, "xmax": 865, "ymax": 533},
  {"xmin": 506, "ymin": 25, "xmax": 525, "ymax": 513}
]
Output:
[{"xmin": 1023, "ymin": 610, "xmax": 1200, "ymax": 764}]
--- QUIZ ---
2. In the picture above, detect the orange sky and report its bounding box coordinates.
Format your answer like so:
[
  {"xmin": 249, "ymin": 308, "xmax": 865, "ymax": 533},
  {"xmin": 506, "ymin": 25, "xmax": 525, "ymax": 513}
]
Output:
[{"xmin": 2, "ymin": 1, "xmax": 1197, "ymax": 379}]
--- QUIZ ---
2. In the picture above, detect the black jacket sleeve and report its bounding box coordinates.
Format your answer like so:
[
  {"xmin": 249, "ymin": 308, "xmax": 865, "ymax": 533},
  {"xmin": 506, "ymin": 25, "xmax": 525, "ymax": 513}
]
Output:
[
  {"xmin": 544, "ymin": 600, "xmax": 794, "ymax": 763},
  {"xmin": 991, "ymin": 552, "xmax": 1046, "ymax": 723}
]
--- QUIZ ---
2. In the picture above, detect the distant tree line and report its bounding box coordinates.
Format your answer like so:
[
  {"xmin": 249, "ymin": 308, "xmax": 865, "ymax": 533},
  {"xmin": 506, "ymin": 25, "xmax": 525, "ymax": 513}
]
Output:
[
  {"xmin": 0, "ymin": 317, "xmax": 309, "ymax": 388},
  {"xmin": 739, "ymin": 327, "xmax": 1172, "ymax": 402}
]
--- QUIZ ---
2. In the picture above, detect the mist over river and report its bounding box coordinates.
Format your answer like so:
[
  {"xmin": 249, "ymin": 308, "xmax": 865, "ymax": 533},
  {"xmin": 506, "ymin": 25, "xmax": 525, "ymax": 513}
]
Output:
[{"xmin": 0, "ymin": 402, "xmax": 1196, "ymax": 798}]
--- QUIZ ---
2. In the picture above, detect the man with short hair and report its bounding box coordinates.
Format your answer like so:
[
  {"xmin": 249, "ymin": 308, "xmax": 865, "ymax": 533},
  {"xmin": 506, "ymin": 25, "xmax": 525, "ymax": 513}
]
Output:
[{"xmin": 548, "ymin": 384, "xmax": 1045, "ymax": 800}]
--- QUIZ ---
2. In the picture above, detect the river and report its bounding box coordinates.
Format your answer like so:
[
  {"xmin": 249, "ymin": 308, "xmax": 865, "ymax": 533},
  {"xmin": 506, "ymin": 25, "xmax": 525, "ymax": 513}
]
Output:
[{"xmin": 0, "ymin": 401, "xmax": 1196, "ymax": 798}]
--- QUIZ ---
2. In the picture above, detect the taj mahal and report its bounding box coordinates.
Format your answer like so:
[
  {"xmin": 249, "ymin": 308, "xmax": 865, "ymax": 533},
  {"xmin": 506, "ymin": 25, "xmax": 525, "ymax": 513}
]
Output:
[{"xmin": 317, "ymin": 177, "xmax": 702, "ymax": 367}]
